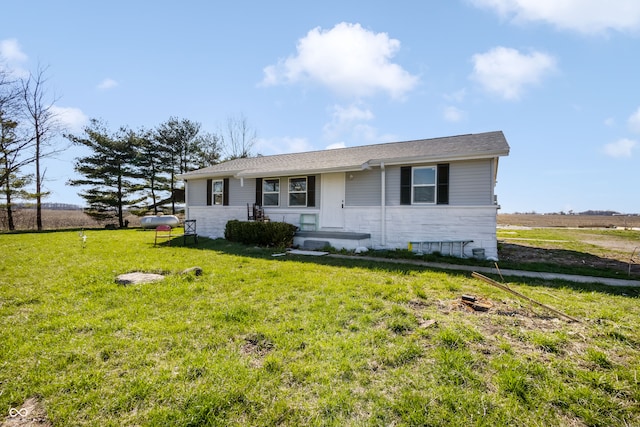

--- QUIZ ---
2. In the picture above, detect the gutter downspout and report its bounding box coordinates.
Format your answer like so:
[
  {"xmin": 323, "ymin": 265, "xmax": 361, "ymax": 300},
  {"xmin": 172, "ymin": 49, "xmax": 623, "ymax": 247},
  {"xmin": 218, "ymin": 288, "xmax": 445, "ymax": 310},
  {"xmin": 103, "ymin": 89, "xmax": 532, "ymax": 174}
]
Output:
[
  {"xmin": 184, "ymin": 180, "xmax": 189, "ymax": 219},
  {"xmin": 381, "ymin": 162, "xmax": 386, "ymax": 246}
]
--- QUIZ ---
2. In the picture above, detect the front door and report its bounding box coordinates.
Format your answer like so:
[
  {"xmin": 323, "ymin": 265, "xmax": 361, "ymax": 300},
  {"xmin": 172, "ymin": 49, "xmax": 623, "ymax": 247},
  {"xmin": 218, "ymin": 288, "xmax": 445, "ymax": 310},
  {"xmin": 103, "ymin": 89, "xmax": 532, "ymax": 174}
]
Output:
[{"xmin": 320, "ymin": 173, "xmax": 345, "ymax": 229}]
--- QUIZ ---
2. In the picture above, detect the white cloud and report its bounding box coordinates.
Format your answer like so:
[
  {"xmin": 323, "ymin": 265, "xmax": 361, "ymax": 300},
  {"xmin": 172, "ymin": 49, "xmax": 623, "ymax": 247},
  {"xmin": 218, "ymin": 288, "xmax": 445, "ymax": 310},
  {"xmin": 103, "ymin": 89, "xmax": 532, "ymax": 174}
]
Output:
[
  {"xmin": 97, "ymin": 78, "xmax": 118, "ymax": 90},
  {"xmin": 627, "ymin": 107, "xmax": 640, "ymax": 133},
  {"xmin": 254, "ymin": 137, "xmax": 313, "ymax": 156},
  {"xmin": 322, "ymin": 103, "xmax": 397, "ymax": 145},
  {"xmin": 470, "ymin": 46, "xmax": 556, "ymax": 100},
  {"xmin": 471, "ymin": 0, "xmax": 640, "ymax": 34},
  {"xmin": 51, "ymin": 106, "xmax": 89, "ymax": 133},
  {"xmin": 326, "ymin": 142, "xmax": 347, "ymax": 150},
  {"xmin": 603, "ymin": 138, "xmax": 637, "ymax": 158},
  {"xmin": 261, "ymin": 22, "xmax": 419, "ymax": 99},
  {"xmin": 0, "ymin": 38, "xmax": 27, "ymax": 62},
  {"xmin": 0, "ymin": 38, "xmax": 29, "ymax": 78},
  {"xmin": 443, "ymin": 106, "xmax": 466, "ymax": 122},
  {"xmin": 323, "ymin": 103, "xmax": 374, "ymax": 140},
  {"xmin": 332, "ymin": 104, "xmax": 375, "ymax": 124}
]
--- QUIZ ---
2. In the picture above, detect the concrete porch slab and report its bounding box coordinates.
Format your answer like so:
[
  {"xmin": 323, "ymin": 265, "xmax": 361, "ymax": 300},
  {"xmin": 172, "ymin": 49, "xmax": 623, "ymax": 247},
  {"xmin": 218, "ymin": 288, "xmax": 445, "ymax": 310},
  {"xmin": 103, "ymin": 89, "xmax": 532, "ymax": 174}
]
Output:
[{"xmin": 294, "ymin": 230, "xmax": 371, "ymax": 251}]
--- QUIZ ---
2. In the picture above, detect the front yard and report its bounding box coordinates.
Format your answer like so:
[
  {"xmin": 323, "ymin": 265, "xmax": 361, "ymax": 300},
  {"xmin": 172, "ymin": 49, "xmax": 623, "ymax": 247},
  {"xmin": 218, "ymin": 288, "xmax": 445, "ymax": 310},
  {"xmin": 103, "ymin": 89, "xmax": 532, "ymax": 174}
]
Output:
[{"xmin": 1, "ymin": 229, "xmax": 638, "ymax": 426}]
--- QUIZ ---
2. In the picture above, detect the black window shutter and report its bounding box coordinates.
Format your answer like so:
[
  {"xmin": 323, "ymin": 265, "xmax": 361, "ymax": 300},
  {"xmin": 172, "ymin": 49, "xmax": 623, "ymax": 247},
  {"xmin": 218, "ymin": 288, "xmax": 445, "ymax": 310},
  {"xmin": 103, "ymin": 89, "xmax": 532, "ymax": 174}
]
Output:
[
  {"xmin": 437, "ymin": 163, "xmax": 449, "ymax": 205},
  {"xmin": 400, "ymin": 166, "xmax": 412, "ymax": 205},
  {"xmin": 255, "ymin": 178, "xmax": 262, "ymax": 205},
  {"xmin": 307, "ymin": 175, "xmax": 316, "ymax": 207},
  {"xmin": 206, "ymin": 179, "xmax": 212, "ymax": 206},
  {"xmin": 223, "ymin": 178, "xmax": 229, "ymax": 206}
]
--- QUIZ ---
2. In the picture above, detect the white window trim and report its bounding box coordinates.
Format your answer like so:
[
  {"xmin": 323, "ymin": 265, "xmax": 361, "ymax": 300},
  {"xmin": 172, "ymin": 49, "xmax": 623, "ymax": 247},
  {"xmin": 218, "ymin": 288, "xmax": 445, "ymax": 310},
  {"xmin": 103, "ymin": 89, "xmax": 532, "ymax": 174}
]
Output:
[
  {"xmin": 412, "ymin": 166, "xmax": 437, "ymax": 205},
  {"xmin": 288, "ymin": 176, "xmax": 308, "ymax": 207},
  {"xmin": 263, "ymin": 178, "xmax": 280, "ymax": 207},
  {"xmin": 212, "ymin": 179, "xmax": 224, "ymax": 205}
]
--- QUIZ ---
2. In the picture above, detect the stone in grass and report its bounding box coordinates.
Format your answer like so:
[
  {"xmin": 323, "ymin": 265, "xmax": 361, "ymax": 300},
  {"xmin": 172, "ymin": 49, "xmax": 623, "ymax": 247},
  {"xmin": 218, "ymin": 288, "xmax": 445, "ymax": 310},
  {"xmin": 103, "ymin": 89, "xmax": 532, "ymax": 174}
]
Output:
[
  {"xmin": 115, "ymin": 272, "xmax": 165, "ymax": 285},
  {"xmin": 180, "ymin": 266, "xmax": 203, "ymax": 276}
]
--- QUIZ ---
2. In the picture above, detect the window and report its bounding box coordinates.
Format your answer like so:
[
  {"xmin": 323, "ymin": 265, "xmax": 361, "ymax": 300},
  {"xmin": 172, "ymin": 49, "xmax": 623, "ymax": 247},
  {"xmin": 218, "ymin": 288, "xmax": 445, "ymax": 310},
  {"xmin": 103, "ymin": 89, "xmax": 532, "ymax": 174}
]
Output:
[
  {"xmin": 412, "ymin": 167, "xmax": 436, "ymax": 203},
  {"xmin": 263, "ymin": 178, "xmax": 280, "ymax": 206},
  {"xmin": 207, "ymin": 178, "xmax": 228, "ymax": 206},
  {"xmin": 400, "ymin": 164, "xmax": 449, "ymax": 205},
  {"xmin": 288, "ymin": 177, "xmax": 307, "ymax": 206},
  {"xmin": 212, "ymin": 180, "xmax": 224, "ymax": 205}
]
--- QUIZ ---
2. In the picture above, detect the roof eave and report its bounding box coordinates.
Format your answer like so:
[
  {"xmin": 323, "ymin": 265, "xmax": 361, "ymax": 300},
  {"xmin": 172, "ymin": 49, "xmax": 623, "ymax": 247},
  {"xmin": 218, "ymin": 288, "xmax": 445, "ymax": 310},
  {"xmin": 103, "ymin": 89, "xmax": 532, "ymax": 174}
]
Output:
[
  {"xmin": 235, "ymin": 165, "xmax": 362, "ymax": 179},
  {"xmin": 178, "ymin": 169, "xmax": 244, "ymax": 180},
  {"xmin": 363, "ymin": 150, "xmax": 510, "ymax": 168}
]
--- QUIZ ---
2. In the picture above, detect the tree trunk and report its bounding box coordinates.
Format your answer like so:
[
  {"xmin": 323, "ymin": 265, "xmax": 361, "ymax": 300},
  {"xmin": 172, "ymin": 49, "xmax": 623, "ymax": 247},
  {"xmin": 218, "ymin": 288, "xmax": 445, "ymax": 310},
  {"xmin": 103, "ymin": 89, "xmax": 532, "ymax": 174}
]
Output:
[
  {"xmin": 4, "ymin": 181, "xmax": 14, "ymax": 231},
  {"xmin": 117, "ymin": 171, "xmax": 124, "ymax": 228},
  {"xmin": 35, "ymin": 153, "xmax": 42, "ymax": 231},
  {"xmin": 151, "ymin": 186, "xmax": 158, "ymax": 214}
]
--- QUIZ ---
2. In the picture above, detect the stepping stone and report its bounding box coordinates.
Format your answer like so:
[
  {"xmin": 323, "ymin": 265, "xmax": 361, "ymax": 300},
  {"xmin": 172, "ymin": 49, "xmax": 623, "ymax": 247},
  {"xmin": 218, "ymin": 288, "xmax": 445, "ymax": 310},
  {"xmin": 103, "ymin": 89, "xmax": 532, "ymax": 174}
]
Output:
[{"xmin": 116, "ymin": 272, "xmax": 165, "ymax": 285}]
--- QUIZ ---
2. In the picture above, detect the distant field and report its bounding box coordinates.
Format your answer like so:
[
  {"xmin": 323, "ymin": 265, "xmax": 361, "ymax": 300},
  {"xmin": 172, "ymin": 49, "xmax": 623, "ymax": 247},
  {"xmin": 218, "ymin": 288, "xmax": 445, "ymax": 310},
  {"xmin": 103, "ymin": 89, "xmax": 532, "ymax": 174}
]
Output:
[
  {"xmin": 0, "ymin": 209, "xmax": 144, "ymax": 231},
  {"xmin": 4, "ymin": 211, "xmax": 639, "ymax": 232},
  {"xmin": 499, "ymin": 214, "xmax": 640, "ymax": 229}
]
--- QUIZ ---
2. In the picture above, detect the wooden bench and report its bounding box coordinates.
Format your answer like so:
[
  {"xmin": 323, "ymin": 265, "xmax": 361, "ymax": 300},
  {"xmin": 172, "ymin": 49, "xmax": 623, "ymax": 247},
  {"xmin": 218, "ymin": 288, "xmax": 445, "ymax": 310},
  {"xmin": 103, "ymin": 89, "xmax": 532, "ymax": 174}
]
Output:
[{"xmin": 408, "ymin": 240, "xmax": 473, "ymax": 258}]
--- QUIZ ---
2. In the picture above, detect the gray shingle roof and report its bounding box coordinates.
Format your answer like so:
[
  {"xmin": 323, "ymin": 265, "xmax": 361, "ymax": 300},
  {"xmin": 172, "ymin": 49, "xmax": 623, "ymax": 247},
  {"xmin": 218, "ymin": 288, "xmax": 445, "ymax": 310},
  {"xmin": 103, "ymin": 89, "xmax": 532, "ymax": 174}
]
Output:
[{"xmin": 180, "ymin": 131, "xmax": 509, "ymax": 179}]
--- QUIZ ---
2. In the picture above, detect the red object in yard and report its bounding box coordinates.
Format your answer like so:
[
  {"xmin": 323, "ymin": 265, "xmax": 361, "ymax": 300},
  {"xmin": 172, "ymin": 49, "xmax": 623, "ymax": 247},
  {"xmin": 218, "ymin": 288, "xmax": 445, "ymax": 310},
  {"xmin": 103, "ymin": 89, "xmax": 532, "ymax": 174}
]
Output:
[{"xmin": 154, "ymin": 225, "xmax": 173, "ymax": 246}]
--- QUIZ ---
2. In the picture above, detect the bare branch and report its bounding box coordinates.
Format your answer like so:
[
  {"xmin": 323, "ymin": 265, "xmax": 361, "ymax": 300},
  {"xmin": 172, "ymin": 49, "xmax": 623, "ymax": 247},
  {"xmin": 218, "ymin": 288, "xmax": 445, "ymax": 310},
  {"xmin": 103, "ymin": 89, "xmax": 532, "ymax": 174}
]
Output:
[
  {"xmin": 223, "ymin": 113, "xmax": 257, "ymax": 159},
  {"xmin": 20, "ymin": 64, "xmax": 63, "ymax": 230}
]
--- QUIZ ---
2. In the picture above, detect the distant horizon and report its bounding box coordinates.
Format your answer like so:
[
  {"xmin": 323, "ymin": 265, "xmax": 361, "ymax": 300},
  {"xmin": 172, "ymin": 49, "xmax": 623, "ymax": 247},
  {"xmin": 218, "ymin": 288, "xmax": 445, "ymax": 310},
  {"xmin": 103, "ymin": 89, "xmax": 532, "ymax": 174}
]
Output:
[{"xmin": 10, "ymin": 202, "xmax": 639, "ymax": 217}]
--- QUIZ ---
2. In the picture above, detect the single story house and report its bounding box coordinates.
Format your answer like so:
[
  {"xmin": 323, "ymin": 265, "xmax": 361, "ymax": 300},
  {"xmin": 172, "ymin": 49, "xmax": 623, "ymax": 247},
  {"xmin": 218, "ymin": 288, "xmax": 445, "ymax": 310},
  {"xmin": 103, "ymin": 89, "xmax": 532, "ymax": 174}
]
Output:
[{"xmin": 179, "ymin": 131, "xmax": 510, "ymax": 259}]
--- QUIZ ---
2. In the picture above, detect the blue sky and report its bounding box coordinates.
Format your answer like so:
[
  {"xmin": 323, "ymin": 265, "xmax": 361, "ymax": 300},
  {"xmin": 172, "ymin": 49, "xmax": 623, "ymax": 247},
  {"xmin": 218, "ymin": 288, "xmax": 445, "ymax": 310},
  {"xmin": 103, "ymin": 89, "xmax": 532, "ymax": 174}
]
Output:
[{"xmin": 2, "ymin": 0, "xmax": 639, "ymax": 213}]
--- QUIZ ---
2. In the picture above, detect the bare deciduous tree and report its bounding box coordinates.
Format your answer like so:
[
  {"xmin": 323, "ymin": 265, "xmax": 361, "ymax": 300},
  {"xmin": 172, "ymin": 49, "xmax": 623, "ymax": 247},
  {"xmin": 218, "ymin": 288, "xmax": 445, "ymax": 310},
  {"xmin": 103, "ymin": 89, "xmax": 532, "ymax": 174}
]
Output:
[
  {"xmin": 21, "ymin": 65, "xmax": 60, "ymax": 230},
  {"xmin": 0, "ymin": 66, "xmax": 35, "ymax": 230},
  {"xmin": 223, "ymin": 113, "xmax": 257, "ymax": 159}
]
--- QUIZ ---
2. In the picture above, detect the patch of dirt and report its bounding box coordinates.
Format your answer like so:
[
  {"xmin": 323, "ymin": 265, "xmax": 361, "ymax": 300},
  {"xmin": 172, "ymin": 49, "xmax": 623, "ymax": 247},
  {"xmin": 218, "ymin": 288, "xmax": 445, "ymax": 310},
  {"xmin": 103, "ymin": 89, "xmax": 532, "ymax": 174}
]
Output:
[
  {"xmin": 1, "ymin": 397, "xmax": 51, "ymax": 427},
  {"xmin": 498, "ymin": 243, "xmax": 640, "ymax": 278},
  {"xmin": 498, "ymin": 214, "xmax": 640, "ymax": 277},
  {"xmin": 579, "ymin": 235, "xmax": 640, "ymax": 253},
  {"xmin": 241, "ymin": 333, "xmax": 275, "ymax": 368}
]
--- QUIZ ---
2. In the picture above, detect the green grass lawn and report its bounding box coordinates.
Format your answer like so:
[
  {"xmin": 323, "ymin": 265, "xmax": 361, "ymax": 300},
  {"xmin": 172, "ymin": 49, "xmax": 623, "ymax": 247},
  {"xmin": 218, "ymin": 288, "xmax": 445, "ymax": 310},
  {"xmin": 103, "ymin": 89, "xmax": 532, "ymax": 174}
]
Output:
[{"xmin": 1, "ymin": 229, "xmax": 639, "ymax": 426}]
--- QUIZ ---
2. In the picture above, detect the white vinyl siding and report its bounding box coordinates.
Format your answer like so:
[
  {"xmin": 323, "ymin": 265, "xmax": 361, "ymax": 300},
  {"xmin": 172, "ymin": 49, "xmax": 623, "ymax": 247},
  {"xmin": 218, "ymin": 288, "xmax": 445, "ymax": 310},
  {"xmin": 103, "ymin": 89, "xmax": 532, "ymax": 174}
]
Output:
[
  {"xmin": 385, "ymin": 160, "xmax": 494, "ymax": 206},
  {"xmin": 228, "ymin": 178, "xmax": 255, "ymax": 206},
  {"xmin": 344, "ymin": 169, "xmax": 381, "ymax": 206},
  {"xmin": 186, "ymin": 179, "xmax": 208, "ymax": 206},
  {"xmin": 449, "ymin": 160, "xmax": 493, "ymax": 205},
  {"xmin": 187, "ymin": 160, "xmax": 493, "ymax": 209}
]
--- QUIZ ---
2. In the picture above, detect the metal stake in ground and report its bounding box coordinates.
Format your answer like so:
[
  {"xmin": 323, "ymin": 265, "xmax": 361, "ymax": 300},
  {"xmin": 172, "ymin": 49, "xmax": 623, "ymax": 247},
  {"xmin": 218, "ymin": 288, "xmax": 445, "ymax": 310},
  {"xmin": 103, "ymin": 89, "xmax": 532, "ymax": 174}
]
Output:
[{"xmin": 471, "ymin": 272, "xmax": 581, "ymax": 323}]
